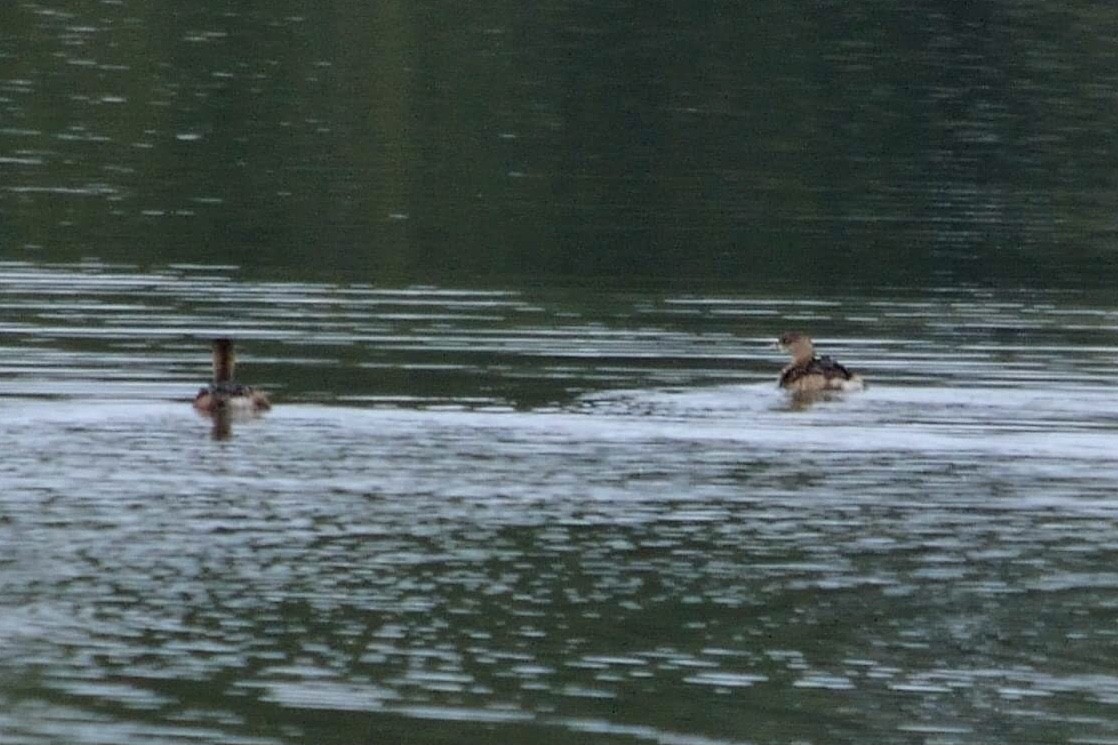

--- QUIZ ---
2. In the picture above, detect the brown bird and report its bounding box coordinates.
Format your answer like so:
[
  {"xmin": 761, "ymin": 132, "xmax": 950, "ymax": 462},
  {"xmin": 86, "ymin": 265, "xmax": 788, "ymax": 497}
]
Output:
[
  {"xmin": 776, "ymin": 331, "xmax": 864, "ymax": 393},
  {"xmin": 192, "ymin": 338, "xmax": 271, "ymax": 413}
]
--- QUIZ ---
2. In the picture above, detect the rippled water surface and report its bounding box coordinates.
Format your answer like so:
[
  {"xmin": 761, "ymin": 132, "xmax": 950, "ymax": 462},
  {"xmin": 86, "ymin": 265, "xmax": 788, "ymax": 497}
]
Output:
[
  {"xmin": 6, "ymin": 0, "xmax": 1118, "ymax": 742},
  {"xmin": 3, "ymin": 262, "xmax": 1118, "ymax": 744}
]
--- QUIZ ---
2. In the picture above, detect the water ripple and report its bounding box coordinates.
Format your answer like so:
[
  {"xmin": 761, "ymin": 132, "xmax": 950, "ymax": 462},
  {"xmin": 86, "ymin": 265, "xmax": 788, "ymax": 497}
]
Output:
[{"xmin": 2, "ymin": 263, "xmax": 1118, "ymax": 744}]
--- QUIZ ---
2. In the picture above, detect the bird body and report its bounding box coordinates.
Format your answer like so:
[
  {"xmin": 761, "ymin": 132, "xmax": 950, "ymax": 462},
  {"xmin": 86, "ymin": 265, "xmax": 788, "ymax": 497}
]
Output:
[
  {"xmin": 193, "ymin": 339, "xmax": 271, "ymax": 413},
  {"xmin": 777, "ymin": 332, "xmax": 863, "ymax": 393}
]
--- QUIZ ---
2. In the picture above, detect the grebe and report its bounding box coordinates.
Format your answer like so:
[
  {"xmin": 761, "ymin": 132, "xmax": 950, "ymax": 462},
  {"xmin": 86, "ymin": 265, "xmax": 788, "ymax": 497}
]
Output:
[
  {"xmin": 777, "ymin": 331, "xmax": 864, "ymax": 392},
  {"xmin": 193, "ymin": 338, "xmax": 271, "ymax": 413}
]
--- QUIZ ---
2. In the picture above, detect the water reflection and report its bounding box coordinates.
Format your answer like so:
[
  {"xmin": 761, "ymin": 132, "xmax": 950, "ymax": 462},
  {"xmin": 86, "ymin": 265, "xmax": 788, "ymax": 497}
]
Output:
[
  {"xmin": 2, "ymin": 262, "xmax": 1118, "ymax": 743},
  {"xmin": 196, "ymin": 407, "xmax": 267, "ymax": 440}
]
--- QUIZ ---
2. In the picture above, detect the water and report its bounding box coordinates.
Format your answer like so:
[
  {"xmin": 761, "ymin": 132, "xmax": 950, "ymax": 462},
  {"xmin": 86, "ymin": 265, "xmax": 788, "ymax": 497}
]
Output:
[
  {"xmin": 5, "ymin": 1, "xmax": 1118, "ymax": 742},
  {"xmin": 5, "ymin": 2, "xmax": 1118, "ymax": 286},
  {"xmin": 3, "ymin": 262, "xmax": 1118, "ymax": 744}
]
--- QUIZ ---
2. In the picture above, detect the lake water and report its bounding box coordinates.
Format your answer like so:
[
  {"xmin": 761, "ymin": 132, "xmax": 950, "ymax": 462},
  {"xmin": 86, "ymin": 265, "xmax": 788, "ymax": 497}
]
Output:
[
  {"xmin": 2, "ymin": 262, "xmax": 1118, "ymax": 744},
  {"xmin": 5, "ymin": 0, "xmax": 1118, "ymax": 743},
  {"xmin": 6, "ymin": 1, "xmax": 1118, "ymax": 288}
]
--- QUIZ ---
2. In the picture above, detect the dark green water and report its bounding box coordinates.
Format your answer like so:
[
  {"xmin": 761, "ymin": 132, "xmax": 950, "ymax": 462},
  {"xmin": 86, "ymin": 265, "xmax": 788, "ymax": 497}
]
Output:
[
  {"xmin": 4, "ymin": 3, "xmax": 1118, "ymax": 745},
  {"xmin": 4, "ymin": 1, "xmax": 1118, "ymax": 286}
]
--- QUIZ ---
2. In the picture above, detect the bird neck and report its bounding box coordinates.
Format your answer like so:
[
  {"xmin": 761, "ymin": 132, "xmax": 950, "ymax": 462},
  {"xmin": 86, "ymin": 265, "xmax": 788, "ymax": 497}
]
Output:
[{"xmin": 212, "ymin": 342, "xmax": 235, "ymax": 383}]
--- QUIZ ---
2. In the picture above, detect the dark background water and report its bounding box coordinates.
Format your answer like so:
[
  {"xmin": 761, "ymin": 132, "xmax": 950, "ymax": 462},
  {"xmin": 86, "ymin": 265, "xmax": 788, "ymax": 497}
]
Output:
[{"xmin": 4, "ymin": 1, "xmax": 1118, "ymax": 288}]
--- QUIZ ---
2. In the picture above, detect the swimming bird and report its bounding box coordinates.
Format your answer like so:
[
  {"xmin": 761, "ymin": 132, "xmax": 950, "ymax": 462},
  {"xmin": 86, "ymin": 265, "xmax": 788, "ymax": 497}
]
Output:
[
  {"xmin": 777, "ymin": 331, "xmax": 863, "ymax": 392},
  {"xmin": 193, "ymin": 338, "xmax": 271, "ymax": 413}
]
